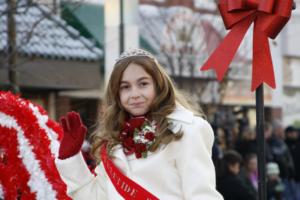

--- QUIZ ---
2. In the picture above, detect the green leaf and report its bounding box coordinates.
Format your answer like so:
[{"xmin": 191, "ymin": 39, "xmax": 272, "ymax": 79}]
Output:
[
  {"xmin": 142, "ymin": 152, "xmax": 147, "ymax": 158},
  {"xmin": 134, "ymin": 128, "xmax": 139, "ymax": 135}
]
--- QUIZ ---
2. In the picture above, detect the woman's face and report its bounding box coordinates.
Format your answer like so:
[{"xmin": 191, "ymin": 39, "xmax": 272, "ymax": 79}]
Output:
[{"xmin": 119, "ymin": 63, "xmax": 156, "ymax": 116}]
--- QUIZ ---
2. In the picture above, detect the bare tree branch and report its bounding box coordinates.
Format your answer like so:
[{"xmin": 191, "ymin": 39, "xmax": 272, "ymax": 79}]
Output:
[{"xmin": 139, "ymin": 8, "xmax": 176, "ymax": 73}]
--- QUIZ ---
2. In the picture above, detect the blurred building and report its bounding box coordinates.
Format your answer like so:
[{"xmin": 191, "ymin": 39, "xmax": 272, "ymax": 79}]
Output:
[
  {"xmin": 2, "ymin": 0, "xmax": 299, "ymax": 128},
  {"xmin": 0, "ymin": 1, "xmax": 103, "ymax": 129},
  {"xmin": 137, "ymin": 0, "xmax": 271, "ymax": 126},
  {"xmin": 59, "ymin": 0, "xmax": 300, "ymax": 126},
  {"xmin": 280, "ymin": 2, "xmax": 300, "ymax": 126},
  {"xmin": 138, "ymin": 0, "xmax": 300, "ymax": 126}
]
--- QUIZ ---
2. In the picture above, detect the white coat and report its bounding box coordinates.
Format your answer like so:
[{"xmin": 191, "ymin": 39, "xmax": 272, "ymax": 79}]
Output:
[{"xmin": 55, "ymin": 105, "xmax": 224, "ymax": 200}]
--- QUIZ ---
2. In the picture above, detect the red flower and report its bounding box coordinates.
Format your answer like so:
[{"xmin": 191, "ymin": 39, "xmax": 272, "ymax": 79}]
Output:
[
  {"xmin": 145, "ymin": 132, "xmax": 155, "ymax": 141},
  {"xmin": 134, "ymin": 143, "xmax": 147, "ymax": 158},
  {"xmin": 122, "ymin": 138, "xmax": 134, "ymax": 151},
  {"xmin": 135, "ymin": 152, "xmax": 142, "ymax": 159},
  {"xmin": 134, "ymin": 143, "xmax": 146, "ymax": 159},
  {"xmin": 126, "ymin": 117, "xmax": 146, "ymax": 133},
  {"xmin": 135, "ymin": 143, "xmax": 147, "ymax": 153}
]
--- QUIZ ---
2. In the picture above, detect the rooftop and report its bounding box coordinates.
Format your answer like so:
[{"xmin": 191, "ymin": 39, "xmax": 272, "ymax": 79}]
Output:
[{"xmin": 0, "ymin": 2, "xmax": 103, "ymax": 61}]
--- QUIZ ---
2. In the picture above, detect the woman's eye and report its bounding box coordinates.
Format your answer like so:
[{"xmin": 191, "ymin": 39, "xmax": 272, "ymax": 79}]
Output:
[
  {"xmin": 140, "ymin": 82, "xmax": 149, "ymax": 87},
  {"xmin": 120, "ymin": 85, "xmax": 129, "ymax": 90}
]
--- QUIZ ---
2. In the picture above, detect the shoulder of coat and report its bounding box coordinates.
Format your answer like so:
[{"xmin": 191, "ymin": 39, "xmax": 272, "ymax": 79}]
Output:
[{"xmin": 166, "ymin": 104, "xmax": 194, "ymax": 124}]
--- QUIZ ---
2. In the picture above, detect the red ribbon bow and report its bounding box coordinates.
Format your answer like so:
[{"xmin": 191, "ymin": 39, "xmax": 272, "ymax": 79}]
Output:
[{"xmin": 201, "ymin": 0, "xmax": 293, "ymax": 91}]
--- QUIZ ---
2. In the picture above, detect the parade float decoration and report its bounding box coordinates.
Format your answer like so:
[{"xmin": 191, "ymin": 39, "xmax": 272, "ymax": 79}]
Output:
[
  {"xmin": 200, "ymin": 0, "xmax": 294, "ymax": 199},
  {"xmin": 0, "ymin": 91, "xmax": 71, "ymax": 200}
]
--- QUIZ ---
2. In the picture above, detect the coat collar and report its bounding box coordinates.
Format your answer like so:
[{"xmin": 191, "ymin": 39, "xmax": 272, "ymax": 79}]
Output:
[{"xmin": 166, "ymin": 103, "xmax": 194, "ymax": 124}]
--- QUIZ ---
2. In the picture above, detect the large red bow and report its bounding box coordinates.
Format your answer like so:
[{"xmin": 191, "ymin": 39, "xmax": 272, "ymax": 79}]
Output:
[{"xmin": 201, "ymin": 0, "xmax": 293, "ymax": 91}]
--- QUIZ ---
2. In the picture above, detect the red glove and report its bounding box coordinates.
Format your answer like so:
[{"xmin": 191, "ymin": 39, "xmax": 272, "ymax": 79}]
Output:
[{"xmin": 58, "ymin": 111, "xmax": 87, "ymax": 159}]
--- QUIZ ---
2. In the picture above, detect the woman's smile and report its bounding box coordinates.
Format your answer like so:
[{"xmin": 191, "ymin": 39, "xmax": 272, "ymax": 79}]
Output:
[{"xmin": 131, "ymin": 102, "xmax": 145, "ymax": 107}]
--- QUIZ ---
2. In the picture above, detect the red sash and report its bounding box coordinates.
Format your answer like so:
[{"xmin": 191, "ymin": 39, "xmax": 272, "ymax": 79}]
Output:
[{"xmin": 100, "ymin": 144, "xmax": 159, "ymax": 200}]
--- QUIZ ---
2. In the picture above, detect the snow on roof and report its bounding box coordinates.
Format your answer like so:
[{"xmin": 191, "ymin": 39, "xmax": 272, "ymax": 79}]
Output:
[{"xmin": 0, "ymin": 2, "xmax": 103, "ymax": 61}]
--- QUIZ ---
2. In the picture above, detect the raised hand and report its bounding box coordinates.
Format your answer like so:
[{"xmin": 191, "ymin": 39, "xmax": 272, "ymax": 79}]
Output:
[{"xmin": 58, "ymin": 111, "xmax": 87, "ymax": 159}]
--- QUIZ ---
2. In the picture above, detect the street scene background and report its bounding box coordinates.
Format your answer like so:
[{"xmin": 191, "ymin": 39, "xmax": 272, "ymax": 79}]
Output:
[{"xmin": 1, "ymin": 0, "xmax": 300, "ymax": 199}]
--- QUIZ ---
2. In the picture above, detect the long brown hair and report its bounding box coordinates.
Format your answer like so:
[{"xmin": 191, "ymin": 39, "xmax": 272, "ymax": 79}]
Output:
[{"xmin": 91, "ymin": 55, "xmax": 202, "ymax": 161}]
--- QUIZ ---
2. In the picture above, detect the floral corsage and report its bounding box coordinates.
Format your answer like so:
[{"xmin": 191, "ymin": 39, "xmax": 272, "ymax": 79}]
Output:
[{"xmin": 119, "ymin": 116, "xmax": 157, "ymax": 159}]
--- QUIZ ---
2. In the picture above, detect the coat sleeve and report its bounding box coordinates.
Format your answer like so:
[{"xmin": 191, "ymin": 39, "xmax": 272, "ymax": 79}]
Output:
[
  {"xmin": 176, "ymin": 117, "xmax": 224, "ymax": 200},
  {"xmin": 55, "ymin": 152, "xmax": 107, "ymax": 200}
]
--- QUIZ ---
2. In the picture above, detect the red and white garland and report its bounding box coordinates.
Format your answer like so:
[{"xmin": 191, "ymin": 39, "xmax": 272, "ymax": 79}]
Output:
[{"xmin": 0, "ymin": 91, "xmax": 70, "ymax": 200}]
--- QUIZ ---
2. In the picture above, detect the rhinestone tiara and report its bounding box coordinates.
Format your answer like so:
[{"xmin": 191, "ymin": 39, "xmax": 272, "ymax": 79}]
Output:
[{"xmin": 115, "ymin": 48, "xmax": 155, "ymax": 63}]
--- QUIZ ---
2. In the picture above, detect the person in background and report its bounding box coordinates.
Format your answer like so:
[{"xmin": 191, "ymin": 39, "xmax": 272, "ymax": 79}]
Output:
[
  {"xmin": 265, "ymin": 122, "xmax": 274, "ymax": 162},
  {"xmin": 216, "ymin": 127, "xmax": 227, "ymax": 152},
  {"xmin": 212, "ymin": 129, "xmax": 224, "ymax": 179},
  {"xmin": 269, "ymin": 120, "xmax": 295, "ymax": 200},
  {"xmin": 240, "ymin": 153, "xmax": 258, "ymax": 197},
  {"xmin": 235, "ymin": 126, "xmax": 257, "ymax": 158},
  {"xmin": 217, "ymin": 150, "xmax": 257, "ymax": 200},
  {"xmin": 267, "ymin": 162, "xmax": 284, "ymax": 200},
  {"xmin": 285, "ymin": 126, "xmax": 300, "ymax": 200}
]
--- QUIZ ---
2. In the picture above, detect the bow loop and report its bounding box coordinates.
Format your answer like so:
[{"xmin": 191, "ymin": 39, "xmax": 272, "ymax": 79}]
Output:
[
  {"xmin": 258, "ymin": 0, "xmax": 292, "ymax": 39},
  {"xmin": 245, "ymin": 0, "xmax": 260, "ymax": 9},
  {"xmin": 257, "ymin": 0, "xmax": 275, "ymax": 13},
  {"xmin": 227, "ymin": 0, "xmax": 245, "ymax": 11},
  {"xmin": 219, "ymin": 0, "xmax": 255, "ymax": 29}
]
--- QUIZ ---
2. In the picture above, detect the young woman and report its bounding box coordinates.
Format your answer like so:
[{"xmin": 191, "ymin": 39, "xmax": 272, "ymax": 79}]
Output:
[{"xmin": 55, "ymin": 49, "xmax": 223, "ymax": 200}]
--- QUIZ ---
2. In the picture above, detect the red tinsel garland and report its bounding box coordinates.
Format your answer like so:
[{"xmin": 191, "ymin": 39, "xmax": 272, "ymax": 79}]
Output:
[
  {"xmin": 0, "ymin": 91, "xmax": 71, "ymax": 200},
  {"xmin": 0, "ymin": 126, "xmax": 34, "ymax": 200}
]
